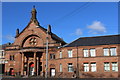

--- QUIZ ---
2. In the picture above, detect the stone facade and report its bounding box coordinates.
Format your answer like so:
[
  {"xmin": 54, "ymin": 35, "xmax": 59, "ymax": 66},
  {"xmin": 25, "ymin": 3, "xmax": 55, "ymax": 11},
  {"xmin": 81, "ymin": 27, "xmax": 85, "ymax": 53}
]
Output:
[{"xmin": 4, "ymin": 7, "xmax": 120, "ymax": 78}]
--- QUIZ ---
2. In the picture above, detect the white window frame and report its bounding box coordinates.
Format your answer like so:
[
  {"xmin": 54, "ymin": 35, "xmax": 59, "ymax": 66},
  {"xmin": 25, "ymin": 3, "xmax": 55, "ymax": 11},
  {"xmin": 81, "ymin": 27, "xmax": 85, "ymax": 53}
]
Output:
[
  {"xmin": 68, "ymin": 50, "xmax": 72, "ymax": 58},
  {"xmin": 110, "ymin": 48, "xmax": 117, "ymax": 56},
  {"xmin": 60, "ymin": 51, "xmax": 62, "ymax": 58},
  {"xmin": 90, "ymin": 49, "xmax": 96, "ymax": 57},
  {"xmin": 84, "ymin": 63, "xmax": 89, "ymax": 72},
  {"xmin": 103, "ymin": 48, "xmax": 109, "ymax": 56},
  {"xmin": 112, "ymin": 62, "xmax": 118, "ymax": 72},
  {"xmin": 68, "ymin": 63, "xmax": 73, "ymax": 72},
  {"xmin": 83, "ymin": 49, "xmax": 89, "ymax": 57},
  {"xmin": 104, "ymin": 62, "xmax": 110, "ymax": 71},
  {"xmin": 91, "ymin": 63, "xmax": 96, "ymax": 72},
  {"xmin": 60, "ymin": 63, "xmax": 62, "ymax": 72}
]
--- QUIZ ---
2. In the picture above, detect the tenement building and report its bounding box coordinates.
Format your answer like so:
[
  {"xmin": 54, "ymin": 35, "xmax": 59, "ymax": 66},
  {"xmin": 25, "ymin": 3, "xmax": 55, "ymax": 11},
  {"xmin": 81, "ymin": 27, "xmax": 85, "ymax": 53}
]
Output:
[
  {"xmin": 0, "ymin": 43, "xmax": 10, "ymax": 74},
  {"xmin": 4, "ymin": 7, "xmax": 120, "ymax": 78}
]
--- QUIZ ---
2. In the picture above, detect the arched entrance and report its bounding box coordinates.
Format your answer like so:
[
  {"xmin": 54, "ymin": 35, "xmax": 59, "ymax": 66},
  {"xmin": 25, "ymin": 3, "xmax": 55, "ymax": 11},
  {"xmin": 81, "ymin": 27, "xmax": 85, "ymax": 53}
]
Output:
[
  {"xmin": 9, "ymin": 68, "xmax": 14, "ymax": 76},
  {"xmin": 29, "ymin": 62, "xmax": 34, "ymax": 76}
]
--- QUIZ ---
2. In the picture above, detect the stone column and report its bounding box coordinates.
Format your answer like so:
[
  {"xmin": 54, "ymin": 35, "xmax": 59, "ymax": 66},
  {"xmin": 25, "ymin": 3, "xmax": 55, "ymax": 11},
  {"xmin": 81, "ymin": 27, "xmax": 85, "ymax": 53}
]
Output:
[
  {"xmin": 37, "ymin": 57, "xmax": 39, "ymax": 76},
  {"xmin": 27, "ymin": 57, "xmax": 29, "ymax": 76},
  {"xmin": 21, "ymin": 52, "xmax": 24, "ymax": 75},
  {"xmin": 34, "ymin": 52, "xmax": 37, "ymax": 75}
]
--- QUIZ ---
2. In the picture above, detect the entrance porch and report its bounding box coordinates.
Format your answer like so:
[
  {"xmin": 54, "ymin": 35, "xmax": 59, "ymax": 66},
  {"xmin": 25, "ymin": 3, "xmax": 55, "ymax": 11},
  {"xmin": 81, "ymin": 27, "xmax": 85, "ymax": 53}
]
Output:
[{"xmin": 20, "ymin": 49, "xmax": 43, "ymax": 76}]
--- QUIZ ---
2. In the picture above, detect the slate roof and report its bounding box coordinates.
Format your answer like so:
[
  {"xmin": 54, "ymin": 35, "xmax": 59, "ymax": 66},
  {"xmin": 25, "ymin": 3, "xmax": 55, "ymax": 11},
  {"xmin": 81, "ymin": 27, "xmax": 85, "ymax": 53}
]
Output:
[{"xmin": 64, "ymin": 34, "xmax": 120, "ymax": 47}]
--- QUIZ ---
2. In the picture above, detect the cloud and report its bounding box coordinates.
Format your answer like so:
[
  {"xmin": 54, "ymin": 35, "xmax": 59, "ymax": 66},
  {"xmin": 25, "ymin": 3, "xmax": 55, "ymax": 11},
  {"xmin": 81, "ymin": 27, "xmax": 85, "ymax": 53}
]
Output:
[
  {"xmin": 75, "ymin": 28, "xmax": 83, "ymax": 35},
  {"xmin": 87, "ymin": 21, "xmax": 106, "ymax": 34},
  {"xmin": 5, "ymin": 35, "xmax": 15, "ymax": 41},
  {"xmin": 72, "ymin": 28, "xmax": 82, "ymax": 36}
]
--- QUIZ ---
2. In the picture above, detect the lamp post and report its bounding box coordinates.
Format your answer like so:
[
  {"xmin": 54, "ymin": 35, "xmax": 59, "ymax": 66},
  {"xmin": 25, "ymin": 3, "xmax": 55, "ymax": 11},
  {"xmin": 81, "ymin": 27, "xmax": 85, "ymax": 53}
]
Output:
[
  {"xmin": 45, "ymin": 27, "xmax": 49, "ymax": 78},
  {"xmin": 76, "ymin": 45, "xmax": 79, "ymax": 78}
]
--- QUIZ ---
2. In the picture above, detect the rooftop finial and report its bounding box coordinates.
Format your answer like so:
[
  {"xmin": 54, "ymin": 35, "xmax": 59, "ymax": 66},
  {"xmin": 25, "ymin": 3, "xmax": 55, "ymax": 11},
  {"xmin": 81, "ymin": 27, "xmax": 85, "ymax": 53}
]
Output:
[
  {"xmin": 30, "ymin": 6, "xmax": 39, "ymax": 25},
  {"xmin": 31, "ymin": 5, "xmax": 37, "ymax": 20}
]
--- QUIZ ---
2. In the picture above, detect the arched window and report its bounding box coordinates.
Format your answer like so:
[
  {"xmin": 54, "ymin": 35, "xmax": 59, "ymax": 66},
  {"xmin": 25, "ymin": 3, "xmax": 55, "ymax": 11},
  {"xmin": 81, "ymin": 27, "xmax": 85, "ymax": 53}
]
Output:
[{"xmin": 29, "ymin": 37, "xmax": 37, "ymax": 46}]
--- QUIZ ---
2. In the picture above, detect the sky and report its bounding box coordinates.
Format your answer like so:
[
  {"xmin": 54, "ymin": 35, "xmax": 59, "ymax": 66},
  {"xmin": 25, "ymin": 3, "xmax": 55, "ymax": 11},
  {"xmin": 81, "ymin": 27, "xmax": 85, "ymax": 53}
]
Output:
[{"xmin": 2, "ymin": 2, "xmax": 118, "ymax": 44}]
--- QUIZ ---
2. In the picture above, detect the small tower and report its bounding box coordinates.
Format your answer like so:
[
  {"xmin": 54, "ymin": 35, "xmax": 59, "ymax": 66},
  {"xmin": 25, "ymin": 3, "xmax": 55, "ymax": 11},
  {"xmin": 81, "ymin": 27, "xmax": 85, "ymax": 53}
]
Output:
[
  {"xmin": 15, "ymin": 28, "xmax": 19, "ymax": 37},
  {"xmin": 48, "ymin": 25, "xmax": 52, "ymax": 34}
]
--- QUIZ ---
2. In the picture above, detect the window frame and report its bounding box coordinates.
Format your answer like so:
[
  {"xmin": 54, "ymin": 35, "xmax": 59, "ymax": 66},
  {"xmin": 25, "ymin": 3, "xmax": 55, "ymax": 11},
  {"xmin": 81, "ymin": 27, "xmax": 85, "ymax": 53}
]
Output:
[
  {"xmin": 83, "ymin": 49, "xmax": 89, "ymax": 57},
  {"xmin": 90, "ymin": 49, "xmax": 96, "ymax": 57},
  {"xmin": 110, "ymin": 48, "xmax": 117, "ymax": 56},
  {"xmin": 68, "ymin": 63, "xmax": 73, "ymax": 72},
  {"xmin": 91, "ymin": 62, "xmax": 96, "ymax": 72},
  {"xmin": 10, "ymin": 55, "xmax": 14, "ymax": 61},
  {"xmin": 104, "ymin": 62, "xmax": 110, "ymax": 72},
  {"xmin": 68, "ymin": 50, "xmax": 73, "ymax": 58},
  {"xmin": 50, "ymin": 54, "xmax": 55, "ymax": 59},
  {"xmin": 112, "ymin": 62, "xmax": 118, "ymax": 72},
  {"xmin": 84, "ymin": 63, "xmax": 89, "ymax": 72},
  {"xmin": 60, "ymin": 63, "xmax": 62, "ymax": 72},
  {"xmin": 59, "ymin": 51, "xmax": 62, "ymax": 58},
  {"xmin": 103, "ymin": 48, "xmax": 109, "ymax": 56}
]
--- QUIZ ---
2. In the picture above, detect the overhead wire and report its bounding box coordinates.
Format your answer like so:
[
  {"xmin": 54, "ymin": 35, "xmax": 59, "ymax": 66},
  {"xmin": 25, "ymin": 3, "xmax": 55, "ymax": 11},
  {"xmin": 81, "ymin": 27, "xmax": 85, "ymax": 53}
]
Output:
[{"xmin": 50, "ymin": 1, "xmax": 93, "ymax": 26}]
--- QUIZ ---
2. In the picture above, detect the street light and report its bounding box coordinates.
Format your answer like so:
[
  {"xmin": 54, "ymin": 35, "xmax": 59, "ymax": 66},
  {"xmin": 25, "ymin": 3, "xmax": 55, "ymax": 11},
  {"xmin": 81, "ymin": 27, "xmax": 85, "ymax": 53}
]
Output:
[
  {"xmin": 76, "ymin": 45, "xmax": 79, "ymax": 78},
  {"xmin": 45, "ymin": 25, "xmax": 49, "ymax": 78}
]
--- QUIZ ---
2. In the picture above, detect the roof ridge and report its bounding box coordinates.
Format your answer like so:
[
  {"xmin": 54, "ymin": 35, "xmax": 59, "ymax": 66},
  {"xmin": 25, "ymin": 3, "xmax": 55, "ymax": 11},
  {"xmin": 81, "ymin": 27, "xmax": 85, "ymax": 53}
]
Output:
[
  {"xmin": 78, "ymin": 34, "xmax": 120, "ymax": 39},
  {"xmin": 64, "ymin": 34, "xmax": 120, "ymax": 47}
]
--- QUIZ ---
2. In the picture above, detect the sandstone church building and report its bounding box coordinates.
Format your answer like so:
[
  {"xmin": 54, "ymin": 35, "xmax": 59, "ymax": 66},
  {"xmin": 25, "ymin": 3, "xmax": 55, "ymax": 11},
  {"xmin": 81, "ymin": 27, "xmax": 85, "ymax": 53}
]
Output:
[{"xmin": 4, "ymin": 7, "xmax": 120, "ymax": 78}]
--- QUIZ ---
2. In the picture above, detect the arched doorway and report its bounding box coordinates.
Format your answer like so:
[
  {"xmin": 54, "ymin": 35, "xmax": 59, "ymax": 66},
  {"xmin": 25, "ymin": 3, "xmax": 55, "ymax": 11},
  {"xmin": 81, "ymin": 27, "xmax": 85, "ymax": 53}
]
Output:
[
  {"xmin": 29, "ymin": 62, "xmax": 34, "ymax": 76},
  {"xmin": 9, "ymin": 68, "xmax": 14, "ymax": 76}
]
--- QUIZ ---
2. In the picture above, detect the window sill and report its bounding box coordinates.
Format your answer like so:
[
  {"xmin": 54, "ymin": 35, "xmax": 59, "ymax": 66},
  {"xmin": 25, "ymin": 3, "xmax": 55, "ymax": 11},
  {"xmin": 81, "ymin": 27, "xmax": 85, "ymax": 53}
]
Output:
[
  {"xmin": 49, "ymin": 59, "xmax": 55, "ymax": 60},
  {"xmin": 83, "ymin": 71, "xmax": 89, "ymax": 72},
  {"xmin": 104, "ymin": 71, "xmax": 110, "ymax": 72},
  {"xmin": 9, "ymin": 60, "xmax": 15, "ymax": 61},
  {"xmin": 90, "ymin": 71, "xmax": 97, "ymax": 72},
  {"xmin": 68, "ymin": 71, "xmax": 74, "ymax": 73},
  {"xmin": 112, "ymin": 71, "xmax": 118, "ymax": 72}
]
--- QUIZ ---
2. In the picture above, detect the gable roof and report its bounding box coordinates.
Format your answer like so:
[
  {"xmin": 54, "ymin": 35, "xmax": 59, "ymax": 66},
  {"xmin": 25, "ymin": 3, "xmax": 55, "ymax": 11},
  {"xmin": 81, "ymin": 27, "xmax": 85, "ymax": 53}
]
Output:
[
  {"xmin": 64, "ymin": 34, "xmax": 120, "ymax": 47},
  {"xmin": 15, "ymin": 7, "xmax": 66, "ymax": 44},
  {"xmin": 15, "ymin": 20, "xmax": 66, "ymax": 44}
]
